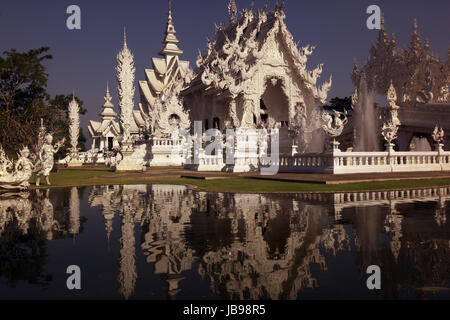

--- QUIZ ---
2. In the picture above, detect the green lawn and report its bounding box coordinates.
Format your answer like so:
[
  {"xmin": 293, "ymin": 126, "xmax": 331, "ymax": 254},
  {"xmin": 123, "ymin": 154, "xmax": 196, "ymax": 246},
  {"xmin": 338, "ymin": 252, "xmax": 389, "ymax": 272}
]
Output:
[{"xmin": 25, "ymin": 168, "xmax": 450, "ymax": 193}]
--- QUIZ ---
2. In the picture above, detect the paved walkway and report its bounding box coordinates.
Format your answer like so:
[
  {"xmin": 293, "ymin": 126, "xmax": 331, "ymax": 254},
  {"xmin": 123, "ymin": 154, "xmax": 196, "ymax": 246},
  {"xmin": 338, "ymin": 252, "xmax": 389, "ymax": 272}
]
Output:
[{"xmin": 89, "ymin": 166, "xmax": 450, "ymax": 185}]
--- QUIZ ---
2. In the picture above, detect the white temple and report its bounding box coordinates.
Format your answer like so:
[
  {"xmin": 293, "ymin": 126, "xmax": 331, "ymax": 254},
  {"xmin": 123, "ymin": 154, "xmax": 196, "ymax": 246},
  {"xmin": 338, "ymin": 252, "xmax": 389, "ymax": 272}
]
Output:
[
  {"xmin": 88, "ymin": 84, "xmax": 121, "ymax": 158},
  {"xmin": 83, "ymin": 1, "xmax": 449, "ymax": 175}
]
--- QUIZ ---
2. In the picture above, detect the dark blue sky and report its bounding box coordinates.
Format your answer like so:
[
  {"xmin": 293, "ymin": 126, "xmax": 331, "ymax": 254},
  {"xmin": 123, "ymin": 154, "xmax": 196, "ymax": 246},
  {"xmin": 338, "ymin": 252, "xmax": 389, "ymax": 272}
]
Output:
[{"xmin": 1, "ymin": 0, "xmax": 449, "ymax": 136}]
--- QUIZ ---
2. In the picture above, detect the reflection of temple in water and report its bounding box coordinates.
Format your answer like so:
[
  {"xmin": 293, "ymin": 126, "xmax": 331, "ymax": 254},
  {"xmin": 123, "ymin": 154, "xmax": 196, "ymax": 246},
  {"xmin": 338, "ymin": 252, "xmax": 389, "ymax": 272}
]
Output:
[
  {"xmin": 1, "ymin": 185, "xmax": 449, "ymax": 299},
  {"xmin": 0, "ymin": 188, "xmax": 87, "ymax": 288},
  {"xmin": 88, "ymin": 184, "xmax": 351, "ymax": 300},
  {"xmin": 86, "ymin": 185, "xmax": 450, "ymax": 300},
  {"xmin": 0, "ymin": 189, "xmax": 84, "ymax": 240}
]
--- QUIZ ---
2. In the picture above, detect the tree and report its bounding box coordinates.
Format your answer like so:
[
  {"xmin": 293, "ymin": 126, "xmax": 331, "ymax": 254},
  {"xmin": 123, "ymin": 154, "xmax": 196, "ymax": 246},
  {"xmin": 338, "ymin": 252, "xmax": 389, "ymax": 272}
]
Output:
[
  {"xmin": 0, "ymin": 48, "xmax": 87, "ymax": 157},
  {"xmin": 0, "ymin": 47, "xmax": 54, "ymax": 151},
  {"xmin": 323, "ymin": 97, "xmax": 353, "ymax": 113}
]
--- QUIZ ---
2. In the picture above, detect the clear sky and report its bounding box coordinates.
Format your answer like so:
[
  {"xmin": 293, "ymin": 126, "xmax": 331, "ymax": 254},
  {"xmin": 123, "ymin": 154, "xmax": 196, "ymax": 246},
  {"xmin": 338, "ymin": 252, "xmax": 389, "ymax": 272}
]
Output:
[{"xmin": 1, "ymin": 0, "xmax": 449, "ymax": 139}]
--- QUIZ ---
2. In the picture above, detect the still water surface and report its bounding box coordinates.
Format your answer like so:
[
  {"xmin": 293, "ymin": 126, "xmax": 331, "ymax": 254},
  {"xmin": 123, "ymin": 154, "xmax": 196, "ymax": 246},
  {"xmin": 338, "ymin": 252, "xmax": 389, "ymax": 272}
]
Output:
[{"xmin": 0, "ymin": 185, "xmax": 449, "ymax": 300}]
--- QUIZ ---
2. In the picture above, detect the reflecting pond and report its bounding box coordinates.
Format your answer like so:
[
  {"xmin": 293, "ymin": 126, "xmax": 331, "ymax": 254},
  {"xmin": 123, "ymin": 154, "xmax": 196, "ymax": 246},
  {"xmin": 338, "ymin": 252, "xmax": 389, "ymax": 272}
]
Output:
[{"xmin": 0, "ymin": 185, "xmax": 449, "ymax": 300}]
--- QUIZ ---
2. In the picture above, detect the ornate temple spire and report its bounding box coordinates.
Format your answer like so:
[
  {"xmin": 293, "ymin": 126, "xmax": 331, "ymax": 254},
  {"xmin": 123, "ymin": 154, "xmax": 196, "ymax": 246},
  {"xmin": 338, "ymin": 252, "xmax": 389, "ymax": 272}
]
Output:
[
  {"xmin": 68, "ymin": 92, "xmax": 80, "ymax": 154},
  {"xmin": 116, "ymin": 29, "xmax": 136, "ymax": 143},
  {"xmin": 377, "ymin": 14, "xmax": 389, "ymax": 46},
  {"xmin": 409, "ymin": 19, "xmax": 422, "ymax": 55},
  {"xmin": 160, "ymin": 0, "xmax": 183, "ymax": 57}
]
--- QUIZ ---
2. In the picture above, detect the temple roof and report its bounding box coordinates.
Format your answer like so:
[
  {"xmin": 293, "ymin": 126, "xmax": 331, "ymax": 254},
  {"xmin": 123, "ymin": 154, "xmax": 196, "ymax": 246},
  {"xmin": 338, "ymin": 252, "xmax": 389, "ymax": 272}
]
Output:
[
  {"xmin": 192, "ymin": 6, "xmax": 332, "ymax": 103},
  {"xmin": 138, "ymin": 0, "xmax": 191, "ymax": 126}
]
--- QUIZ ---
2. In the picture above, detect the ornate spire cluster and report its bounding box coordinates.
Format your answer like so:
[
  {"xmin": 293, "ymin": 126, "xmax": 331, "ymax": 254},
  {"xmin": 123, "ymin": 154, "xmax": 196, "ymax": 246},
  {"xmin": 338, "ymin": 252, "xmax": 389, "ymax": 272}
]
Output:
[
  {"xmin": 116, "ymin": 29, "xmax": 136, "ymax": 144},
  {"xmin": 353, "ymin": 18, "xmax": 449, "ymax": 105},
  {"xmin": 68, "ymin": 93, "xmax": 80, "ymax": 154}
]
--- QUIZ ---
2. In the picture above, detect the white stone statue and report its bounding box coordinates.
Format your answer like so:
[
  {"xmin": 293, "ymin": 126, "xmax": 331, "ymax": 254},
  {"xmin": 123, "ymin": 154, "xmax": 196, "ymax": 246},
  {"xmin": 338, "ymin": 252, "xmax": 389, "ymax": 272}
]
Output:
[
  {"xmin": 34, "ymin": 134, "xmax": 65, "ymax": 186},
  {"xmin": 432, "ymin": 125, "xmax": 445, "ymax": 144},
  {"xmin": 321, "ymin": 110, "xmax": 348, "ymax": 138},
  {"xmin": 0, "ymin": 146, "xmax": 34, "ymax": 190},
  {"xmin": 381, "ymin": 121, "xmax": 399, "ymax": 145},
  {"xmin": 386, "ymin": 82, "xmax": 401, "ymax": 128},
  {"xmin": 382, "ymin": 83, "xmax": 401, "ymax": 147}
]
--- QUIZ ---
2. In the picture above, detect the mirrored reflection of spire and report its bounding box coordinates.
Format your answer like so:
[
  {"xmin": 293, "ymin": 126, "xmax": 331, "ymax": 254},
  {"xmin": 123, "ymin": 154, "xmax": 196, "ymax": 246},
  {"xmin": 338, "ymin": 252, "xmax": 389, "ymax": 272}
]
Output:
[
  {"xmin": 118, "ymin": 192, "xmax": 137, "ymax": 300},
  {"xmin": 384, "ymin": 211, "xmax": 403, "ymax": 262},
  {"xmin": 69, "ymin": 187, "xmax": 80, "ymax": 238},
  {"xmin": 88, "ymin": 185, "xmax": 119, "ymax": 245}
]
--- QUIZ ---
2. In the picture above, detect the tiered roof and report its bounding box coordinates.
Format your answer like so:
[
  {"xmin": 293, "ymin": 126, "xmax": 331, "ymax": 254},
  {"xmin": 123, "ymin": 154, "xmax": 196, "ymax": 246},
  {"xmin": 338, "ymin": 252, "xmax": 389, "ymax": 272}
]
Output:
[{"xmin": 137, "ymin": 0, "xmax": 191, "ymax": 129}]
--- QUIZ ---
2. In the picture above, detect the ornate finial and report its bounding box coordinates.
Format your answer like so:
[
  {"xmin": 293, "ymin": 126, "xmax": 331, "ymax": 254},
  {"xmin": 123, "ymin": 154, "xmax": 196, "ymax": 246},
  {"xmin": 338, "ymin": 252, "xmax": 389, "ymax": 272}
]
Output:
[
  {"xmin": 387, "ymin": 81, "xmax": 397, "ymax": 106},
  {"xmin": 105, "ymin": 83, "xmax": 112, "ymax": 103},
  {"xmin": 228, "ymin": 0, "xmax": 237, "ymax": 21},
  {"xmin": 168, "ymin": 0, "xmax": 173, "ymax": 23},
  {"xmin": 263, "ymin": 0, "xmax": 269, "ymax": 11},
  {"xmin": 391, "ymin": 33, "xmax": 397, "ymax": 46},
  {"xmin": 250, "ymin": 1, "xmax": 255, "ymax": 11},
  {"xmin": 123, "ymin": 27, "xmax": 128, "ymax": 48}
]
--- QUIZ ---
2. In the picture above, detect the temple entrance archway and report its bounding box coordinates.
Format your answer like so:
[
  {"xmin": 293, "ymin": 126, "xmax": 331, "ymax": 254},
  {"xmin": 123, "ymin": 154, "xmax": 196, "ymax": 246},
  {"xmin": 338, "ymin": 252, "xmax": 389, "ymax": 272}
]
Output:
[
  {"xmin": 260, "ymin": 78, "xmax": 290, "ymax": 126},
  {"xmin": 260, "ymin": 78, "xmax": 291, "ymax": 153}
]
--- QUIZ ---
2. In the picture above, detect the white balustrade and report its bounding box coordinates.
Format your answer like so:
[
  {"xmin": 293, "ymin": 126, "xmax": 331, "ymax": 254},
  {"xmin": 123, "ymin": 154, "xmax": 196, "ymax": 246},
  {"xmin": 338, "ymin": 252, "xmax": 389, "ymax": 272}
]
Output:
[{"xmin": 276, "ymin": 150, "xmax": 450, "ymax": 174}]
